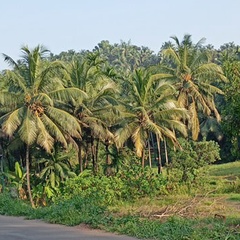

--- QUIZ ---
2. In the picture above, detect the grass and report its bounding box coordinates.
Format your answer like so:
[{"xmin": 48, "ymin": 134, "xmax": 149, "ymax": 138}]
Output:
[
  {"xmin": 208, "ymin": 161, "xmax": 240, "ymax": 178},
  {"xmin": 1, "ymin": 192, "xmax": 239, "ymax": 240}
]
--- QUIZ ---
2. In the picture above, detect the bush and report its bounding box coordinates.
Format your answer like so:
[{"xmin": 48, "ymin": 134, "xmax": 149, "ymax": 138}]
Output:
[
  {"xmin": 169, "ymin": 138, "xmax": 221, "ymax": 183},
  {"xmin": 117, "ymin": 164, "xmax": 167, "ymax": 200},
  {"xmin": 58, "ymin": 164, "xmax": 167, "ymax": 205},
  {"xmin": 32, "ymin": 195, "xmax": 106, "ymax": 226},
  {"xmin": 0, "ymin": 192, "xmax": 31, "ymax": 216}
]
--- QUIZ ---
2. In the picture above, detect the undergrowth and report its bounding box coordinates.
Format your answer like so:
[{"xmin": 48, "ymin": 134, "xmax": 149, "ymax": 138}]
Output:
[{"xmin": 0, "ymin": 161, "xmax": 240, "ymax": 239}]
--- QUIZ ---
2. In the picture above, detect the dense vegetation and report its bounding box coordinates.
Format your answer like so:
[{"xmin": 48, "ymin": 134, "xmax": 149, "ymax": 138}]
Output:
[{"xmin": 1, "ymin": 35, "xmax": 240, "ymax": 239}]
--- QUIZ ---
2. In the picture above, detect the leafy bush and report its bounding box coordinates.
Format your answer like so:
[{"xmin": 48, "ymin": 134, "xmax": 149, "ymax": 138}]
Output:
[
  {"xmin": 0, "ymin": 192, "xmax": 31, "ymax": 216},
  {"xmin": 58, "ymin": 163, "xmax": 167, "ymax": 205},
  {"xmin": 117, "ymin": 164, "xmax": 167, "ymax": 200},
  {"xmin": 59, "ymin": 171, "xmax": 124, "ymax": 205},
  {"xmin": 31, "ymin": 195, "xmax": 106, "ymax": 227},
  {"xmin": 169, "ymin": 138, "xmax": 221, "ymax": 183}
]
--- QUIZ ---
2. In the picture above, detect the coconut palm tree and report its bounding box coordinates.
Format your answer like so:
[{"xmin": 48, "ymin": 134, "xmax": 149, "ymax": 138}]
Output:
[
  {"xmin": 160, "ymin": 34, "xmax": 227, "ymax": 140},
  {"xmin": 65, "ymin": 52, "xmax": 118, "ymax": 173},
  {"xmin": 0, "ymin": 45, "xmax": 83, "ymax": 207},
  {"xmin": 115, "ymin": 68, "xmax": 188, "ymax": 169}
]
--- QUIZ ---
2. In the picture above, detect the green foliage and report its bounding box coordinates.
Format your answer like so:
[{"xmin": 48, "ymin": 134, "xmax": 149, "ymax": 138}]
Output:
[
  {"xmin": 209, "ymin": 161, "xmax": 240, "ymax": 177},
  {"xmin": 207, "ymin": 161, "xmax": 240, "ymax": 194},
  {"xmin": 221, "ymin": 61, "xmax": 240, "ymax": 160},
  {"xmin": 59, "ymin": 171, "xmax": 124, "ymax": 205},
  {"xmin": 117, "ymin": 164, "xmax": 167, "ymax": 200},
  {"xmin": 169, "ymin": 138, "xmax": 221, "ymax": 183},
  {"xmin": 0, "ymin": 192, "xmax": 31, "ymax": 216},
  {"xmin": 31, "ymin": 195, "xmax": 107, "ymax": 227},
  {"xmin": 4, "ymin": 162, "xmax": 26, "ymax": 189},
  {"xmin": 58, "ymin": 163, "xmax": 167, "ymax": 205},
  {"xmin": 102, "ymin": 214, "xmax": 240, "ymax": 240}
]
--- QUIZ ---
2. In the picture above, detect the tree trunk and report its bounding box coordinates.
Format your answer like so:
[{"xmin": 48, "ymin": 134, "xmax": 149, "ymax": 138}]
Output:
[
  {"xmin": 105, "ymin": 142, "xmax": 112, "ymax": 176},
  {"xmin": 164, "ymin": 139, "xmax": 169, "ymax": 166},
  {"xmin": 84, "ymin": 143, "xmax": 91, "ymax": 169},
  {"xmin": 156, "ymin": 134, "xmax": 162, "ymax": 174},
  {"xmin": 148, "ymin": 139, "xmax": 152, "ymax": 168},
  {"xmin": 78, "ymin": 142, "xmax": 83, "ymax": 173},
  {"xmin": 95, "ymin": 139, "xmax": 99, "ymax": 166},
  {"xmin": 26, "ymin": 145, "xmax": 35, "ymax": 208},
  {"xmin": 91, "ymin": 138, "xmax": 97, "ymax": 174}
]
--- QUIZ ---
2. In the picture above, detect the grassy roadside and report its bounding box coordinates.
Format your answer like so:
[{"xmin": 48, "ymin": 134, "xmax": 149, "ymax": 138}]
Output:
[{"xmin": 0, "ymin": 162, "xmax": 240, "ymax": 239}]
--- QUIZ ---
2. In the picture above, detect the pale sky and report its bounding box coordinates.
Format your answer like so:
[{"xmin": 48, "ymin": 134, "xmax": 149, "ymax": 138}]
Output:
[{"xmin": 1, "ymin": 0, "xmax": 240, "ymax": 70}]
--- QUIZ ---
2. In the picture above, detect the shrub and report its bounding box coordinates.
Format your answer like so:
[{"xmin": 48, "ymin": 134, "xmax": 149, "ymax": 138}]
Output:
[
  {"xmin": 169, "ymin": 138, "xmax": 221, "ymax": 183},
  {"xmin": 0, "ymin": 192, "xmax": 31, "ymax": 216},
  {"xmin": 58, "ymin": 164, "xmax": 167, "ymax": 205}
]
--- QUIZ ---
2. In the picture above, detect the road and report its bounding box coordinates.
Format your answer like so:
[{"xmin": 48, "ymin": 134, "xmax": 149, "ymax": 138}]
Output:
[{"xmin": 0, "ymin": 215, "xmax": 139, "ymax": 240}]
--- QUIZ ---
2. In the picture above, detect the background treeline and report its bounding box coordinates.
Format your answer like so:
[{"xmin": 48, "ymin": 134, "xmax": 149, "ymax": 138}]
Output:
[{"xmin": 0, "ymin": 35, "xmax": 240, "ymax": 207}]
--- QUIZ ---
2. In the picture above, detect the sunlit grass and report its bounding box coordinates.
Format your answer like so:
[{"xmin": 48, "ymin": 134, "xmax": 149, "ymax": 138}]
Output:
[{"xmin": 208, "ymin": 161, "xmax": 240, "ymax": 178}]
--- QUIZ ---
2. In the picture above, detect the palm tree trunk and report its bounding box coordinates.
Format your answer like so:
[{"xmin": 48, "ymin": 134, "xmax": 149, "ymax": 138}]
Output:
[
  {"xmin": 78, "ymin": 143, "xmax": 83, "ymax": 173},
  {"xmin": 148, "ymin": 139, "xmax": 152, "ymax": 168},
  {"xmin": 96, "ymin": 139, "xmax": 99, "ymax": 162},
  {"xmin": 164, "ymin": 139, "xmax": 169, "ymax": 165},
  {"xmin": 156, "ymin": 134, "xmax": 162, "ymax": 174},
  {"xmin": 105, "ymin": 142, "xmax": 111, "ymax": 176},
  {"xmin": 91, "ymin": 138, "xmax": 97, "ymax": 174},
  {"xmin": 26, "ymin": 145, "xmax": 35, "ymax": 208}
]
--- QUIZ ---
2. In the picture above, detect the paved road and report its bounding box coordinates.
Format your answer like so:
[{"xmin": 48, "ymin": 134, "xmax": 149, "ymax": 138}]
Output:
[{"xmin": 0, "ymin": 215, "xmax": 139, "ymax": 240}]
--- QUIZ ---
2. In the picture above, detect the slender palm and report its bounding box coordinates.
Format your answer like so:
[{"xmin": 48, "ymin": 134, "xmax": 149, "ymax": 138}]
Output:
[
  {"xmin": 160, "ymin": 34, "xmax": 227, "ymax": 140},
  {"xmin": 115, "ymin": 68, "xmax": 188, "ymax": 167},
  {"xmin": 0, "ymin": 45, "xmax": 82, "ymax": 207}
]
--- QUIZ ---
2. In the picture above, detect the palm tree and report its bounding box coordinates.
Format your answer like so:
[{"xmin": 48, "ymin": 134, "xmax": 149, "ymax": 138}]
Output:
[
  {"xmin": 160, "ymin": 34, "xmax": 227, "ymax": 140},
  {"xmin": 0, "ymin": 45, "xmax": 83, "ymax": 207},
  {"xmin": 115, "ymin": 68, "xmax": 188, "ymax": 169},
  {"xmin": 65, "ymin": 52, "xmax": 118, "ymax": 173}
]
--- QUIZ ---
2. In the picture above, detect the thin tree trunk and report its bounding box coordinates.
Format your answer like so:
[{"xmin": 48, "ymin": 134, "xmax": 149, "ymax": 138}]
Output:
[
  {"xmin": 148, "ymin": 139, "xmax": 152, "ymax": 168},
  {"xmin": 164, "ymin": 139, "xmax": 169, "ymax": 165},
  {"xmin": 84, "ymin": 143, "xmax": 91, "ymax": 169},
  {"xmin": 156, "ymin": 134, "xmax": 162, "ymax": 174},
  {"xmin": 26, "ymin": 145, "xmax": 35, "ymax": 208},
  {"xmin": 78, "ymin": 143, "xmax": 83, "ymax": 173},
  {"xmin": 91, "ymin": 138, "xmax": 96, "ymax": 174},
  {"xmin": 95, "ymin": 139, "xmax": 99, "ymax": 172},
  {"xmin": 105, "ymin": 142, "xmax": 111, "ymax": 176},
  {"xmin": 96, "ymin": 139, "xmax": 99, "ymax": 162}
]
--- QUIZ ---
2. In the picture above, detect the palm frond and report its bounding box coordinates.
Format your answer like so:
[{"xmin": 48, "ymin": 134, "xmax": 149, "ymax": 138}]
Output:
[
  {"xmin": 0, "ymin": 91, "xmax": 20, "ymax": 107},
  {"xmin": 115, "ymin": 121, "xmax": 138, "ymax": 148},
  {"xmin": 45, "ymin": 106, "xmax": 81, "ymax": 138},
  {"xmin": 40, "ymin": 114, "xmax": 68, "ymax": 148},
  {"xmin": 34, "ymin": 93, "xmax": 54, "ymax": 106},
  {"xmin": 194, "ymin": 63, "xmax": 228, "ymax": 82},
  {"xmin": 2, "ymin": 54, "xmax": 18, "ymax": 69},
  {"xmin": 1, "ymin": 108, "xmax": 24, "ymax": 137},
  {"xmin": 18, "ymin": 108, "xmax": 38, "ymax": 145},
  {"xmin": 49, "ymin": 87, "xmax": 88, "ymax": 103},
  {"xmin": 189, "ymin": 101, "xmax": 200, "ymax": 140},
  {"xmin": 4, "ymin": 70, "xmax": 27, "ymax": 93},
  {"xmin": 132, "ymin": 126, "xmax": 145, "ymax": 157},
  {"xmin": 177, "ymin": 91, "xmax": 188, "ymax": 108},
  {"xmin": 162, "ymin": 48, "xmax": 181, "ymax": 66},
  {"xmin": 36, "ymin": 116, "xmax": 54, "ymax": 153}
]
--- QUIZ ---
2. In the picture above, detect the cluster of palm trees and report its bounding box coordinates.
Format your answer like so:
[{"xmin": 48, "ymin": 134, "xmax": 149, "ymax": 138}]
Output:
[{"xmin": 0, "ymin": 35, "xmax": 226, "ymax": 207}]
